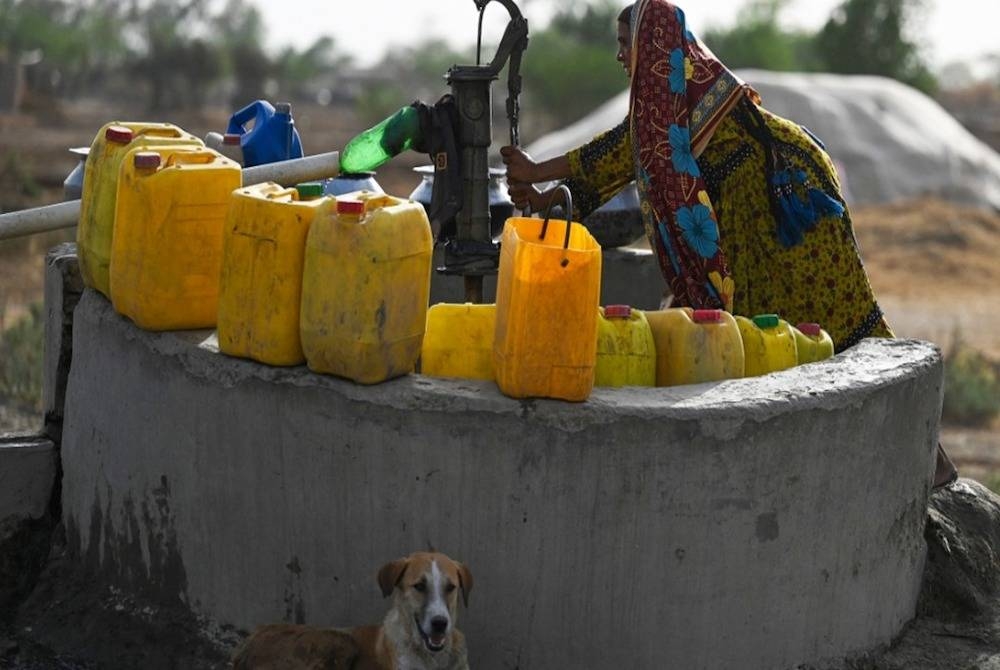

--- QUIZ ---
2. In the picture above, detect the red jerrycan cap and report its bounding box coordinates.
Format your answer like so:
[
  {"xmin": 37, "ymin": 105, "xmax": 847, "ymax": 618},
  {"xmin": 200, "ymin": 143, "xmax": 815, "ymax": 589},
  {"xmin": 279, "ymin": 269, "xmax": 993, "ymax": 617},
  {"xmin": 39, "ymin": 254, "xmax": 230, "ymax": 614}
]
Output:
[
  {"xmin": 222, "ymin": 132, "xmax": 242, "ymax": 145},
  {"xmin": 752, "ymin": 314, "xmax": 780, "ymax": 329},
  {"xmin": 797, "ymin": 322, "xmax": 823, "ymax": 336},
  {"xmin": 133, "ymin": 151, "xmax": 161, "ymax": 169},
  {"xmin": 337, "ymin": 199, "xmax": 365, "ymax": 215},
  {"xmin": 105, "ymin": 125, "xmax": 134, "ymax": 143},
  {"xmin": 604, "ymin": 304, "xmax": 632, "ymax": 319},
  {"xmin": 693, "ymin": 309, "xmax": 723, "ymax": 323}
]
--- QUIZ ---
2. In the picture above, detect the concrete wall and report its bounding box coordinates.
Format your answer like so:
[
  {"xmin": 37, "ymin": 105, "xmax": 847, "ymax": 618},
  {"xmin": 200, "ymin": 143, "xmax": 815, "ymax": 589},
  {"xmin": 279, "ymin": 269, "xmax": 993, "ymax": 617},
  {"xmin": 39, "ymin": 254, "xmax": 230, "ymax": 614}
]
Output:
[
  {"xmin": 0, "ymin": 243, "xmax": 75, "ymax": 545},
  {"xmin": 60, "ymin": 289, "xmax": 942, "ymax": 670},
  {"xmin": 0, "ymin": 435, "xmax": 56, "ymax": 524}
]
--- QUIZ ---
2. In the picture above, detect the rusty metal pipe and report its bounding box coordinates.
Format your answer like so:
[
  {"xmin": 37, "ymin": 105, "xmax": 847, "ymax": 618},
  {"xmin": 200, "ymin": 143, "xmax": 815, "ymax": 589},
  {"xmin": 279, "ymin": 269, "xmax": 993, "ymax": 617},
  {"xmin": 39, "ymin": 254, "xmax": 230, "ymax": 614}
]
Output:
[{"xmin": 0, "ymin": 151, "xmax": 341, "ymax": 242}]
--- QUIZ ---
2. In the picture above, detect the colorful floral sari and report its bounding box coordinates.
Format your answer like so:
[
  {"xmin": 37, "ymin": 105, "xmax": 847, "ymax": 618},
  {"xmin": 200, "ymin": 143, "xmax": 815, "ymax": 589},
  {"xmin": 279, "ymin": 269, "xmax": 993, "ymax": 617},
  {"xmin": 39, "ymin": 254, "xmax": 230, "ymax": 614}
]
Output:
[{"xmin": 628, "ymin": 0, "xmax": 753, "ymax": 310}]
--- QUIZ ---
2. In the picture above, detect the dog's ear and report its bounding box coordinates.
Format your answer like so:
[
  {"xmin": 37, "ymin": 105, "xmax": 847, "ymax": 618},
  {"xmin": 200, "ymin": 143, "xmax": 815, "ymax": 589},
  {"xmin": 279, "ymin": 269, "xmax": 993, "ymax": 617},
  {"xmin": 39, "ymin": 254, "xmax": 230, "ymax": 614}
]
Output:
[
  {"xmin": 455, "ymin": 561, "xmax": 473, "ymax": 608},
  {"xmin": 377, "ymin": 558, "xmax": 409, "ymax": 598}
]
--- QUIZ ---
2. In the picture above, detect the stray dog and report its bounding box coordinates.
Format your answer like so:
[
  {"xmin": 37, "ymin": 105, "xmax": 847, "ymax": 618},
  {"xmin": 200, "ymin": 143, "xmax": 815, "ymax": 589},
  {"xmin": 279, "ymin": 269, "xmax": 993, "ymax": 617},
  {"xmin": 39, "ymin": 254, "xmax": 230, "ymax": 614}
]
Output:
[{"xmin": 232, "ymin": 551, "xmax": 473, "ymax": 670}]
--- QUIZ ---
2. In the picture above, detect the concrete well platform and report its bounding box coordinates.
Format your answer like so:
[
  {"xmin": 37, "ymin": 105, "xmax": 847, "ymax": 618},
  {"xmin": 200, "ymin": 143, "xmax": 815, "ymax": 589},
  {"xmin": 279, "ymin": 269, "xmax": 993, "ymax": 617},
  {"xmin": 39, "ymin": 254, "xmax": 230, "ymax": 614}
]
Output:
[{"xmin": 60, "ymin": 288, "xmax": 942, "ymax": 670}]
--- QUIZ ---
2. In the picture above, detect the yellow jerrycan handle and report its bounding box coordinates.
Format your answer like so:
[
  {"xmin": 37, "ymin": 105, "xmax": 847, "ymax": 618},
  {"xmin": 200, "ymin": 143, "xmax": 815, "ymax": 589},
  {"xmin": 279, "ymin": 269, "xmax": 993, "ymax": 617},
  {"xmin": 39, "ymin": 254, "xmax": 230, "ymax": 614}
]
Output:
[
  {"xmin": 539, "ymin": 183, "xmax": 574, "ymax": 268},
  {"xmin": 163, "ymin": 149, "xmax": 224, "ymax": 167},
  {"xmin": 136, "ymin": 125, "xmax": 187, "ymax": 141},
  {"xmin": 263, "ymin": 185, "xmax": 301, "ymax": 201}
]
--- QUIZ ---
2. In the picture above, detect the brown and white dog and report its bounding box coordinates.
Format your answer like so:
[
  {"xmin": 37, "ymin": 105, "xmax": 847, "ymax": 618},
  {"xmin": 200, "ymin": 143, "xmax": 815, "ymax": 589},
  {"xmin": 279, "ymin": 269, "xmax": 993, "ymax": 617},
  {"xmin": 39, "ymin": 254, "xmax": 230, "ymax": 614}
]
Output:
[{"xmin": 231, "ymin": 551, "xmax": 473, "ymax": 670}]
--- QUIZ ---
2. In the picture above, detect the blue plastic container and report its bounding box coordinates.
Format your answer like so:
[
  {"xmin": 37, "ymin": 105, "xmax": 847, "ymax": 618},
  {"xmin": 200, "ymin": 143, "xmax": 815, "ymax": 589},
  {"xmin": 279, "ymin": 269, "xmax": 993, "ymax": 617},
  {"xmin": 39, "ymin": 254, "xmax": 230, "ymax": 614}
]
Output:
[{"xmin": 226, "ymin": 100, "xmax": 304, "ymax": 167}]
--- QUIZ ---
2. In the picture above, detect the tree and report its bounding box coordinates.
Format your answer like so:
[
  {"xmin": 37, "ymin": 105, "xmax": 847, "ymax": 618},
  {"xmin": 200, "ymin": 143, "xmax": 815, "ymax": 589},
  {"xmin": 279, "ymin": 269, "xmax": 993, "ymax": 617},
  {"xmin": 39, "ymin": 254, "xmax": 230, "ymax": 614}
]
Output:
[
  {"xmin": 355, "ymin": 39, "xmax": 474, "ymax": 125},
  {"xmin": 816, "ymin": 0, "xmax": 937, "ymax": 93},
  {"xmin": 212, "ymin": 0, "xmax": 272, "ymax": 107},
  {"xmin": 521, "ymin": 0, "xmax": 627, "ymax": 129},
  {"xmin": 128, "ymin": 0, "xmax": 224, "ymax": 110},
  {"xmin": 273, "ymin": 36, "xmax": 348, "ymax": 101},
  {"xmin": 0, "ymin": 0, "xmax": 129, "ymax": 108},
  {"xmin": 703, "ymin": 0, "xmax": 821, "ymax": 72}
]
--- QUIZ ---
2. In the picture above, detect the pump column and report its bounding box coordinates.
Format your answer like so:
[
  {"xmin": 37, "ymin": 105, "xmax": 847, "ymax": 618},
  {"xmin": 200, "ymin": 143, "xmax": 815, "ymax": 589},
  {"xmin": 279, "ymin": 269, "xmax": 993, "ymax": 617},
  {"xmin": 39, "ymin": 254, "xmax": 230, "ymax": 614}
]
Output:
[{"xmin": 447, "ymin": 66, "xmax": 497, "ymax": 304}]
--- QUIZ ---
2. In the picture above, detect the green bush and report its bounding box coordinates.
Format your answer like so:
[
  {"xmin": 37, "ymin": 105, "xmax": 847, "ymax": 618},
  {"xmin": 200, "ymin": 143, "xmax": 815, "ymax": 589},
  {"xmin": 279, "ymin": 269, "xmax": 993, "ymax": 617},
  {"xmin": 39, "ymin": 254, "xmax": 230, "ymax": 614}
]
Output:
[
  {"xmin": 942, "ymin": 340, "xmax": 1000, "ymax": 427},
  {"xmin": 0, "ymin": 302, "xmax": 45, "ymax": 411}
]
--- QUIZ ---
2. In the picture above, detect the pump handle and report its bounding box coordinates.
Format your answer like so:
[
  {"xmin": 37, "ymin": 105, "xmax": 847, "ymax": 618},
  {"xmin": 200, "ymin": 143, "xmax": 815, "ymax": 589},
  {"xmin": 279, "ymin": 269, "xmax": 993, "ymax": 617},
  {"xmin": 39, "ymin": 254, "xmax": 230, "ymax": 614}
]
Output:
[{"xmin": 472, "ymin": 0, "xmax": 529, "ymax": 146}]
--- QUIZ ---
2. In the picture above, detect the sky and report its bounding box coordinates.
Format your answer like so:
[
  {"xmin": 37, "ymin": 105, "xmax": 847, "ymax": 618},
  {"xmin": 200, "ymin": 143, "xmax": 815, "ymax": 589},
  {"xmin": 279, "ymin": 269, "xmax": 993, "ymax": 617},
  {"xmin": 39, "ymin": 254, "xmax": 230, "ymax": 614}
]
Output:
[{"xmin": 252, "ymin": 0, "xmax": 998, "ymax": 72}]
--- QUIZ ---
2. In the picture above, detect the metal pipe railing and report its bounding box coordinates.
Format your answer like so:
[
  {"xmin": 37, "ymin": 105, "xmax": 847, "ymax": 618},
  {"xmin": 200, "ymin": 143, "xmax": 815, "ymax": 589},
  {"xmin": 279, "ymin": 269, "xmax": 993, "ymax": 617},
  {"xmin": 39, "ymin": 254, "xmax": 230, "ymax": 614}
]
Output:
[{"xmin": 0, "ymin": 151, "xmax": 341, "ymax": 243}]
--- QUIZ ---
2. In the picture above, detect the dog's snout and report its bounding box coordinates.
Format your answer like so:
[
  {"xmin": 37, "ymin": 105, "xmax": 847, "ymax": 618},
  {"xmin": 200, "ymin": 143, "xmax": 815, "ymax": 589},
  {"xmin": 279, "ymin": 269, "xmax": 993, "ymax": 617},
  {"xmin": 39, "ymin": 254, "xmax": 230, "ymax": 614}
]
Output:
[{"xmin": 431, "ymin": 616, "xmax": 449, "ymax": 634}]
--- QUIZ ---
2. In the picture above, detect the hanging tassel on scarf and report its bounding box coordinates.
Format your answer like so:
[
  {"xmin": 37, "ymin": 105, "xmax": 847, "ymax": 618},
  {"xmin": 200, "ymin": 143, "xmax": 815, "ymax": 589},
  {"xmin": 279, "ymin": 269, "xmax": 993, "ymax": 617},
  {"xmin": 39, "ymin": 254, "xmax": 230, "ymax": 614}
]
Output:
[
  {"xmin": 742, "ymin": 101, "xmax": 846, "ymax": 248},
  {"xmin": 804, "ymin": 170, "xmax": 846, "ymax": 219},
  {"xmin": 770, "ymin": 167, "xmax": 846, "ymax": 248}
]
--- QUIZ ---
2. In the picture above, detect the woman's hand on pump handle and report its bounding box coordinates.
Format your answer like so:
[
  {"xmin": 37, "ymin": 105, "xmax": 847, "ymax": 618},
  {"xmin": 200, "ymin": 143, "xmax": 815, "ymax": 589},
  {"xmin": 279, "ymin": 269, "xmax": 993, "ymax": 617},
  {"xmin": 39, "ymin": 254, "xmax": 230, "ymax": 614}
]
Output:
[{"xmin": 500, "ymin": 145, "xmax": 570, "ymax": 213}]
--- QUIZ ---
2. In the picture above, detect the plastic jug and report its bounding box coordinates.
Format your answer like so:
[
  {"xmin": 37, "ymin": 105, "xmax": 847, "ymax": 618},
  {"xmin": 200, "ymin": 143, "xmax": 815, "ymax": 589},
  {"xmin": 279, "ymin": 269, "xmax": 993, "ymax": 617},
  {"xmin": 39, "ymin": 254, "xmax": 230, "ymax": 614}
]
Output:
[
  {"xmin": 339, "ymin": 104, "xmax": 421, "ymax": 174},
  {"xmin": 300, "ymin": 192, "xmax": 433, "ymax": 384},
  {"xmin": 421, "ymin": 303, "xmax": 497, "ymax": 381},
  {"xmin": 644, "ymin": 308, "xmax": 745, "ymax": 386},
  {"xmin": 594, "ymin": 305, "xmax": 656, "ymax": 388},
  {"xmin": 217, "ymin": 182, "xmax": 333, "ymax": 366},
  {"xmin": 736, "ymin": 314, "xmax": 798, "ymax": 377},
  {"xmin": 110, "ymin": 148, "xmax": 242, "ymax": 331},
  {"xmin": 792, "ymin": 322, "xmax": 835, "ymax": 365},
  {"xmin": 226, "ymin": 100, "xmax": 303, "ymax": 167},
  {"xmin": 78, "ymin": 122, "xmax": 203, "ymax": 296},
  {"xmin": 493, "ymin": 188, "xmax": 602, "ymax": 402}
]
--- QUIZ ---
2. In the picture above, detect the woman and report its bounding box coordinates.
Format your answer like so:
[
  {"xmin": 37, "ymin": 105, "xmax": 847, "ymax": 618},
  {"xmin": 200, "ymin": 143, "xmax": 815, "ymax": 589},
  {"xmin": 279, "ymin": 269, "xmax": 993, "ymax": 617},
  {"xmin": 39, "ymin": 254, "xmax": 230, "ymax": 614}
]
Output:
[{"xmin": 501, "ymin": 0, "xmax": 956, "ymax": 487}]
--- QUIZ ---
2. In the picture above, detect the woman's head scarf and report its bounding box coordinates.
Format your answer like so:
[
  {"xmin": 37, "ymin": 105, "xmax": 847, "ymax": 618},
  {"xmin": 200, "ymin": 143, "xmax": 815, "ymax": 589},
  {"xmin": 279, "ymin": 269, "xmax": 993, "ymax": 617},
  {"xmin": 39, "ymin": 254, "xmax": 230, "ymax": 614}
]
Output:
[{"xmin": 628, "ymin": 0, "xmax": 752, "ymax": 310}]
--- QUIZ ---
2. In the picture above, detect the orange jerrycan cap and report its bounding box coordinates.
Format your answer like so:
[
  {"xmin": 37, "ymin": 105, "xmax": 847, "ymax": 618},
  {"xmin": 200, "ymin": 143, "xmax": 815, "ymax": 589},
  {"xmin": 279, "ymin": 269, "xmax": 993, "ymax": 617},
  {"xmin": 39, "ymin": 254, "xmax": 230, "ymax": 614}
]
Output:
[
  {"xmin": 604, "ymin": 304, "xmax": 632, "ymax": 319},
  {"xmin": 105, "ymin": 125, "xmax": 134, "ymax": 143},
  {"xmin": 295, "ymin": 182, "xmax": 324, "ymax": 199},
  {"xmin": 797, "ymin": 322, "xmax": 823, "ymax": 336},
  {"xmin": 133, "ymin": 151, "xmax": 161, "ymax": 169},
  {"xmin": 223, "ymin": 132, "xmax": 242, "ymax": 145},
  {"xmin": 693, "ymin": 309, "xmax": 723, "ymax": 323},
  {"xmin": 752, "ymin": 314, "xmax": 780, "ymax": 329},
  {"xmin": 337, "ymin": 199, "xmax": 365, "ymax": 215}
]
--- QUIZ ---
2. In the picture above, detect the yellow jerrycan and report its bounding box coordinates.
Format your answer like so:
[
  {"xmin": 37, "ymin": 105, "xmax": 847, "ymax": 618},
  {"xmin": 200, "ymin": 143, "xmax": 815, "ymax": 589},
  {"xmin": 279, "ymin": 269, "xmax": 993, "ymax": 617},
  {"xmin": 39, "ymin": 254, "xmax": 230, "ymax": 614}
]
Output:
[
  {"xmin": 78, "ymin": 122, "xmax": 203, "ymax": 296},
  {"xmin": 493, "ymin": 186, "xmax": 602, "ymax": 401},
  {"xmin": 736, "ymin": 314, "xmax": 798, "ymax": 377},
  {"xmin": 421, "ymin": 303, "xmax": 497, "ymax": 381},
  {"xmin": 300, "ymin": 192, "xmax": 433, "ymax": 384},
  {"xmin": 792, "ymin": 322, "xmax": 835, "ymax": 365},
  {"xmin": 644, "ymin": 308, "xmax": 745, "ymax": 386},
  {"xmin": 594, "ymin": 305, "xmax": 656, "ymax": 388},
  {"xmin": 217, "ymin": 182, "xmax": 333, "ymax": 366},
  {"xmin": 110, "ymin": 148, "xmax": 242, "ymax": 331}
]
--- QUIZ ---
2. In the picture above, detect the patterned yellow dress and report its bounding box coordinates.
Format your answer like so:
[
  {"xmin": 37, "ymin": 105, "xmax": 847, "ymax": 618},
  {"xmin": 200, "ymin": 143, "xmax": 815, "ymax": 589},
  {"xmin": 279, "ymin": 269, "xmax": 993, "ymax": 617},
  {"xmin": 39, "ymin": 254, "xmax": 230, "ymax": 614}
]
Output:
[{"xmin": 563, "ymin": 98, "xmax": 894, "ymax": 352}]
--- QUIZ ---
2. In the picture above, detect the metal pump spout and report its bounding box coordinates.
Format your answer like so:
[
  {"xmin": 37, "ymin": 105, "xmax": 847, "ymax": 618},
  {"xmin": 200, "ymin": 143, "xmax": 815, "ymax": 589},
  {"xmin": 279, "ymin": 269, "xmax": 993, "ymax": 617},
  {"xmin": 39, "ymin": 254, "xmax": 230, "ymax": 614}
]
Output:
[{"xmin": 437, "ymin": 0, "xmax": 529, "ymax": 303}]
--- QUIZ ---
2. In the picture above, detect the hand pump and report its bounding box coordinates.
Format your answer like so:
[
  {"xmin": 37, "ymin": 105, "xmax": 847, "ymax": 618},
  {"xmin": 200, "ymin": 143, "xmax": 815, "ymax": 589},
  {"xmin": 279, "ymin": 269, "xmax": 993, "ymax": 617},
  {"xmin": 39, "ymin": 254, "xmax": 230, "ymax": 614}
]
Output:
[{"xmin": 439, "ymin": 0, "xmax": 528, "ymax": 303}]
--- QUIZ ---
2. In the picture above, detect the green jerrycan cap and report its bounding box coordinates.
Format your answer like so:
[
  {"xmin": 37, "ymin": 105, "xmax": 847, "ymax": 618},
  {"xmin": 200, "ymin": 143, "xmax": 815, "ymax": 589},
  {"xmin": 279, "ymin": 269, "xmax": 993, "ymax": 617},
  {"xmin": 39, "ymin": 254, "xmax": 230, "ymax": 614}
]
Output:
[
  {"xmin": 752, "ymin": 314, "xmax": 780, "ymax": 329},
  {"xmin": 295, "ymin": 182, "xmax": 324, "ymax": 199}
]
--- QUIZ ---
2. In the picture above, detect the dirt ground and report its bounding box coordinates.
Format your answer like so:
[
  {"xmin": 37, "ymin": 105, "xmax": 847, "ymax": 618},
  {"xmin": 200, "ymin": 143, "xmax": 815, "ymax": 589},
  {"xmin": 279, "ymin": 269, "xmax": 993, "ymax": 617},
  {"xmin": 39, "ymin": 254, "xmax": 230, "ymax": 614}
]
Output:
[{"xmin": 2, "ymin": 98, "xmax": 1000, "ymax": 667}]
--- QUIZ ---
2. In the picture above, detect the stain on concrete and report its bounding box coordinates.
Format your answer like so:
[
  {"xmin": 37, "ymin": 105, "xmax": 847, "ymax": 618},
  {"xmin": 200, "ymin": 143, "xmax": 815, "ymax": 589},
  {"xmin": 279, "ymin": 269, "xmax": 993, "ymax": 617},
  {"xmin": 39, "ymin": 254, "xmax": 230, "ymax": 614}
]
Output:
[
  {"xmin": 80, "ymin": 480, "xmax": 189, "ymax": 606},
  {"xmin": 712, "ymin": 498, "xmax": 753, "ymax": 512},
  {"xmin": 756, "ymin": 512, "xmax": 780, "ymax": 542},
  {"xmin": 284, "ymin": 556, "xmax": 306, "ymax": 624}
]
